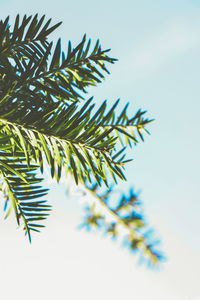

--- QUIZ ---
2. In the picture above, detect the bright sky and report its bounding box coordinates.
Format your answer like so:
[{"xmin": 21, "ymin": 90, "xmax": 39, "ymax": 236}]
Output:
[{"xmin": 0, "ymin": 1, "xmax": 200, "ymax": 300}]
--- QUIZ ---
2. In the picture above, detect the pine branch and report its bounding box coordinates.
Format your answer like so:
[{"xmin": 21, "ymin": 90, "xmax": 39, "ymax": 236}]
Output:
[
  {"xmin": 0, "ymin": 22, "xmax": 117, "ymax": 104},
  {"xmin": 0, "ymin": 152, "xmax": 50, "ymax": 241},
  {"xmin": 0, "ymin": 14, "xmax": 61, "ymax": 56},
  {"xmin": 0, "ymin": 96, "xmax": 151, "ymax": 187},
  {"xmin": 77, "ymin": 181, "xmax": 164, "ymax": 266}
]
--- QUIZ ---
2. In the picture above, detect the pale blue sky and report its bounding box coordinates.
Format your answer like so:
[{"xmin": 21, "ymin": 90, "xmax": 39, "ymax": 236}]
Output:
[{"xmin": 0, "ymin": 1, "xmax": 200, "ymax": 300}]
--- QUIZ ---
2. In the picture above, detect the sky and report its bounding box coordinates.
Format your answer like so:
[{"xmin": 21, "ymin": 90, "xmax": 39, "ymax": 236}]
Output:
[{"xmin": 0, "ymin": 0, "xmax": 200, "ymax": 299}]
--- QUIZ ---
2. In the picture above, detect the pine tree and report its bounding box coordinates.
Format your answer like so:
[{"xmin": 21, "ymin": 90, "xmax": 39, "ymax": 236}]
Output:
[{"xmin": 0, "ymin": 14, "xmax": 163, "ymax": 266}]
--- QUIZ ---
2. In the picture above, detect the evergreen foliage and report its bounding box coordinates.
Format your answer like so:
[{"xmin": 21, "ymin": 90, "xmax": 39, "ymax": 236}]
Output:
[{"xmin": 0, "ymin": 14, "xmax": 163, "ymax": 266}]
